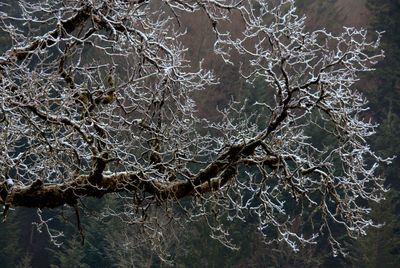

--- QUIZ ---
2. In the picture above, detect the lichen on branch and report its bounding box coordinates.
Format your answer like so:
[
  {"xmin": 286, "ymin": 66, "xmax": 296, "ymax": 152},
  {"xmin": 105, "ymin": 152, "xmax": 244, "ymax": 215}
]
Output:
[{"xmin": 0, "ymin": 0, "xmax": 392, "ymax": 256}]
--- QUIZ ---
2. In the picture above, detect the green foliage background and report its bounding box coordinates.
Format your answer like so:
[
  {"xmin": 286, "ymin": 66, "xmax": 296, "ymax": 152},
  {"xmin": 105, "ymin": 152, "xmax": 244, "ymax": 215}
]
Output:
[{"xmin": 0, "ymin": 0, "xmax": 399, "ymax": 267}]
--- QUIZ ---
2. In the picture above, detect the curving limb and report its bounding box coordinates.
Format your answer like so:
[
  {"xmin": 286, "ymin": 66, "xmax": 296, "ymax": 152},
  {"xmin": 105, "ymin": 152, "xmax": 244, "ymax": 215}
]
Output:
[{"xmin": 0, "ymin": 0, "xmax": 392, "ymax": 257}]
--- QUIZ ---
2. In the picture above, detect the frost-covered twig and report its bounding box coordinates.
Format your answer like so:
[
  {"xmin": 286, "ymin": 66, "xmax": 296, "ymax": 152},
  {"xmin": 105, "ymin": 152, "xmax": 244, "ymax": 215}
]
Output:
[{"xmin": 0, "ymin": 0, "xmax": 392, "ymax": 257}]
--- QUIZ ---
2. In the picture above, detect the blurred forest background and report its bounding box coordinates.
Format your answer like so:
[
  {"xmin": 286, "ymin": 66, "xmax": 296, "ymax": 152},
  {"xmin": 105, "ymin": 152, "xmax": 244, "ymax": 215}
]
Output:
[{"xmin": 0, "ymin": 0, "xmax": 399, "ymax": 267}]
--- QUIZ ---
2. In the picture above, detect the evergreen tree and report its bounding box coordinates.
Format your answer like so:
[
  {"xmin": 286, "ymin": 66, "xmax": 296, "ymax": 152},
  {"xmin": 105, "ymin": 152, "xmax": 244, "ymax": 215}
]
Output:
[
  {"xmin": 48, "ymin": 236, "xmax": 90, "ymax": 268},
  {"xmin": 346, "ymin": 191, "xmax": 400, "ymax": 268},
  {"xmin": 345, "ymin": 1, "xmax": 400, "ymax": 267},
  {"xmin": 365, "ymin": 0, "xmax": 400, "ymax": 188},
  {"xmin": 0, "ymin": 212, "xmax": 23, "ymax": 267}
]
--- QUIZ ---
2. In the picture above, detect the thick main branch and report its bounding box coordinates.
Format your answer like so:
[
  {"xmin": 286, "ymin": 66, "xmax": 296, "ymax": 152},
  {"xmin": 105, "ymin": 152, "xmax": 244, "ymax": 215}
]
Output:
[{"xmin": 0, "ymin": 138, "xmax": 264, "ymax": 209}]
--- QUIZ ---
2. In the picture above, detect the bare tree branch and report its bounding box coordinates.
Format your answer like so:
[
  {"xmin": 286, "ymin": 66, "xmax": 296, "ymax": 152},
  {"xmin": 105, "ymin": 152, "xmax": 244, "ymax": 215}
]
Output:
[{"xmin": 0, "ymin": 0, "xmax": 392, "ymax": 257}]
